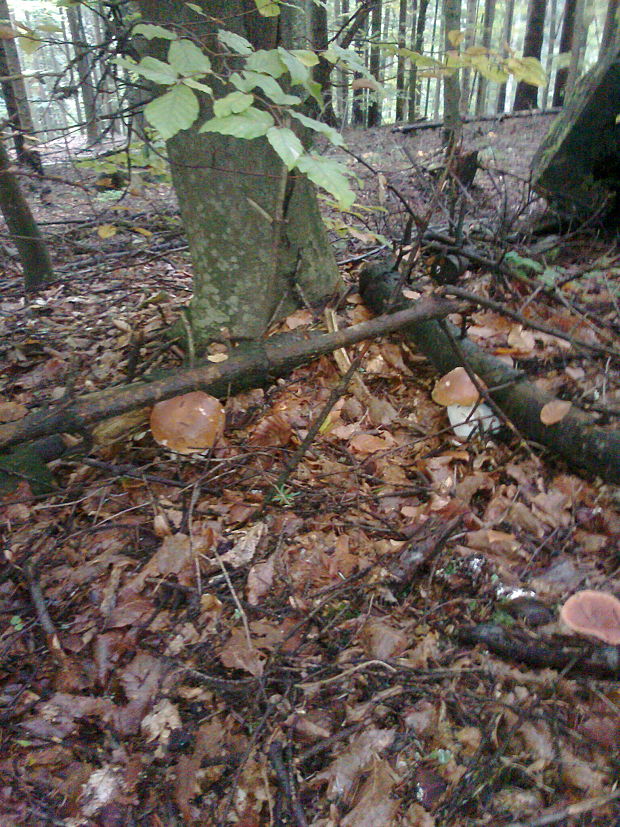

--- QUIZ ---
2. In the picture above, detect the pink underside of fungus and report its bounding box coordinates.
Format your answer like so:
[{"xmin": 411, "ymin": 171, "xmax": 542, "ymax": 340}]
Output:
[
  {"xmin": 559, "ymin": 590, "xmax": 620, "ymax": 645},
  {"xmin": 150, "ymin": 391, "xmax": 225, "ymax": 454}
]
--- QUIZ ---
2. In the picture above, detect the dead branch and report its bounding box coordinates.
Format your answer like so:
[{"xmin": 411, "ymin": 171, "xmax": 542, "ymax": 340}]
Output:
[{"xmin": 0, "ymin": 297, "xmax": 460, "ymax": 454}]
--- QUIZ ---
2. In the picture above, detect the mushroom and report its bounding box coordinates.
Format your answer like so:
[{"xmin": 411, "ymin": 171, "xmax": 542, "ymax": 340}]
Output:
[
  {"xmin": 559, "ymin": 590, "xmax": 620, "ymax": 646},
  {"xmin": 432, "ymin": 367, "xmax": 500, "ymax": 440},
  {"xmin": 150, "ymin": 391, "xmax": 225, "ymax": 454},
  {"xmin": 432, "ymin": 367, "xmax": 481, "ymax": 407}
]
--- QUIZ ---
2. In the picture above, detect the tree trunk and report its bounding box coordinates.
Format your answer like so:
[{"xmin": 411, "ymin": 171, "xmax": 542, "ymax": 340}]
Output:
[
  {"xmin": 564, "ymin": 0, "xmax": 586, "ymax": 97},
  {"xmin": 496, "ymin": 0, "xmax": 515, "ymax": 111},
  {"xmin": 367, "ymin": 0, "xmax": 383, "ymax": 126},
  {"xmin": 66, "ymin": 5, "xmax": 99, "ymax": 143},
  {"xmin": 443, "ymin": 0, "xmax": 462, "ymax": 145},
  {"xmin": 552, "ymin": 0, "xmax": 577, "ymax": 105},
  {"xmin": 395, "ymin": 0, "xmax": 409, "ymax": 121},
  {"xmin": 309, "ymin": 0, "xmax": 337, "ymax": 125},
  {"xmin": 0, "ymin": 137, "xmax": 53, "ymax": 292},
  {"xmin": 541, "ymin": 0, "xmax": 558, "ymax": 109},
  {"xmin": 408, "ymin": 0, "xmax": 430, "ymax": 121},
  {"xmin": 136, "ymin": 0, "xmax": 341, "ymax": 347},
  {"xmin": 461, "ymin": 0, "xmax": 478, "ymax": 114},
  {"xmin": 602, "ymin": 0, "xmax": 620, "ymax": 51},
  {"xmin": 475, "ymin": 0, "xmax": 496, "ymax": 114},
  {"xmin": 513, "ymin": 0, "xmax": 548, "ymax": 109}
]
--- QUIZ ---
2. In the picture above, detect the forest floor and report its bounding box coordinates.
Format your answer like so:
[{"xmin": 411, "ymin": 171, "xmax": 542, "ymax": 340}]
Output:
[{"xmin": 0, "ymin": 113, "xmax": 619, "ymax": 826}]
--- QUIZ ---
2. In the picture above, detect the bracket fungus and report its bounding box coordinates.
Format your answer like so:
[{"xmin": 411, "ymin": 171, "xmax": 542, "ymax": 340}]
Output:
[
  {"xmin": 150, "ymin": 391, "xmax": 225, "ymax": 454},
  {"xmin": 559, "ymin": 590, "xmax": 620, "ymax": 646}
]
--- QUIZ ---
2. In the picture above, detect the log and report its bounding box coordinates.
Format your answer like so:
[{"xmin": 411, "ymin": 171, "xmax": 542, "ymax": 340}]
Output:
[
  {"xmin": 0, "ymin": 298, "xmax": 459, "ymax": 453},
  {"xmin": 360, "ymin": 263, "xmax": 620, "ymax": 484},
  {"xmin": 393, "ymin": 107, "xmax": 561, "ymax": 133}
]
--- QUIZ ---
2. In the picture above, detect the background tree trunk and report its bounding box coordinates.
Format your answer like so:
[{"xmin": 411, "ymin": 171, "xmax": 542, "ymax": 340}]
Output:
[
  {"xmin": 0, "ymin": 137, "xmax": 53, "ymax": 292},
  {"xmin": 602, "ymin": 0, "xmax": 620, "ymax": 51},
  {"xmin": 513, "ymin": 0, "xmax": 548, "ymax": 109},
  {"xmin": 136, "ymin": 0, "xmax": 340, "ymax": 347},
  {"xmin": 552, "ymin": 0, "xmax": 577, "ymax": 105},
  {"xmin": 66, "ymin": 5, "xmax": 99, "ymax": 143},
  {"xmin": 564, "ymin": 0, "xmax": 586, "ymax": 97},
  {"xmin": 496, "ymin": 0, "xmax": 515, "ymax": 111},
  {"xmin": 367, "ymin": 0, "xmax": 383, "ymax": 126},
  {"xmin": 475, "ymin": 0, "xmax": 496, "ymax": 114},
  {"xmin": 461, "ymin": 0, "xmax": 478, "ymax": 113},
  {"xmin": 408, "ymin": 0, "xmax": 430, "ymax": 120},
  {"xmin": 395, "ymin": 0, "xmax": 409, "ymax": 121},
  {"xmin": 443, "ymin": 0, "xmax": 462, "ymax": 144}
]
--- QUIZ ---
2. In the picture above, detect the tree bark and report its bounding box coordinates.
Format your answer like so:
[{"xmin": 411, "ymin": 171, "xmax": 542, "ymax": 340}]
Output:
[
  {"xmin": 66, "ymin": 5, "xmax": 99, "ymax": 143},
  {"xmin": 359, "ymin": 264, "xmax": 620, "ymax": 485},
  {"xmin": 475, "ymin": 0, "xmax": 496, "ymax": 114},
  {"xmin": 496, "ymin": 0, "xmax": 515, "ymax": 112},
  {"xmin": 0, "ymin": 136, "xmax": 53, "ymax": 292},
  {"xmin": 443, "ymin": 0, "xmax": 462, "ymax": 145},
  {"xmin": 602, "ymin": 0, "xmax": 620, "ymax": 51},
  {"xmin": 367, "ymin": 0, "xmax": 383, "ymax": 126},
  {"xmin": 552, "ymin": 0, "xmax": 577, "ymax": 106},
  {"xmin": 136, "ymin": 0, "xmax": 341, "ymax": 347},
  {"xmin": 395, "ymin": 0, "xmax": 409, "ymax": 121},
  {"xmin": 513, "ymin": 0, "xmax": 548, "ymax": 109}
]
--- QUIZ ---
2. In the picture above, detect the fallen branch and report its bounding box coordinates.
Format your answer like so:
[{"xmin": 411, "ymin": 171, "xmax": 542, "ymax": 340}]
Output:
[
  {"xmin": 393, "ymin": 107, "xmax": 561, "ymax": 133},
  {"xmin": 360, "ymin": 264, "xmax": 620, "ymax": 484},
  {"xmin": 0, "ymin": 297, "xmax": 460, "ymax": 453}
]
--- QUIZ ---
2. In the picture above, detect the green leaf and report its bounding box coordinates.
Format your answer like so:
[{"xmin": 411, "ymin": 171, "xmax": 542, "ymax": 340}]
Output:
[
  {"xmin": 290, "ymin": 49, "xmax": 319, "ymax": 67},
  {"xmin": 182, "ymin": 78, "xmax": 213, "ymax": 94},
  {"xmin": 266, "ymin": 127, "xmax": 303, "ymax": 169},
  {"xmin": 473, "ymin": 56, "xmax": 508, "ymax": 83},
  {"xmin": 289, "ymin": 111, "xmax": 344, "ymax": 146},
  {"xmin": 398, "ymin": 49, "xmax": 442, "ymax": 68},
  {"xmin": 145, "ymin": 85, "xmax": 199, "ymax": 140},
  {"xmin": 134, "ymin": 56, "xmax": 178, "ymax": 85},
  {"xmin": 278, "ymin": 47, "xmax": 311, "ymax": 86},
  {"xmin": 505, "ymin": 251, "xmax": 544, "ymax": 275},
  {"xmin": 134, "ymin": 23, "xmax": 177, "ymax": 40},
  {"xmin": 245, "ymin": 49, "xmax": 286, "ymax": 78},
  {"xmin": 218, "ymin": 29, "xmax": 253, "ymax": 56},
  {"xmin": 254, "ymin": 0, "xmax": 281, "ymax": 16},
  {"xmin": 323, "ymin": 45, "xmax": 369, "ymax": 77},
  {"xmin": 295, "ymin": 154, "xmax": 355, "ymax": 209},
  {"xmin": 505, "ymin": 56, "xmax": 547, "ymax": 86},
  {"xmin": 185, "ymin": 2, "xmax": 206, "ymax": 14},
  {"xmin": 213, "ymin": 91, "xmax": 254, "ymax": 117},
  {"xmin": 238, "ymin": 70, "xmax": 301, "ymax": 105},
  {"xmin": 168, "ymin": 39, "xmax": 211, "ymax": 75},
  {"xmin": 199, "ymin": 107, "xmax": 275, "ymax": 139}
]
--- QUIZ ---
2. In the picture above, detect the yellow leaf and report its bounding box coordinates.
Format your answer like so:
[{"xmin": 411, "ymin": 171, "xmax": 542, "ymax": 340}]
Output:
[
  {"xmin": 132, "ymin": 227, "xmax": 153, "ymax": 237},
  {"xmin": 97, "ymin": 224, "xmax": 117, "ymax": 238},
  {"xmin": 448, "ymin": 29, "xmax": 465, "ymax": 47},
  {"xmin": 17, "ymin": 35, "xmax": 41, "ymax": 55},
  {"xmin": 540, "ymin": 399, "xmax": 571, "ymax": 425},
  {"xmin": 254, "ymin": 0, "xmax": 280, "ymax": 16}
]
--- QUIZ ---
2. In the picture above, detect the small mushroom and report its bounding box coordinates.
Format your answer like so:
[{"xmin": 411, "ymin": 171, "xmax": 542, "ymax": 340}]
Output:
[
  {"xmin": 432, "ymin": 367, "xmax": 481, "ymax": 407},
  {"xmin": 150, "ymin": 391, "xmax": 225, "ymax": 454},
  {"xmin": 559, "ymin": 590, "xmax": 620, "ymax": 645}
]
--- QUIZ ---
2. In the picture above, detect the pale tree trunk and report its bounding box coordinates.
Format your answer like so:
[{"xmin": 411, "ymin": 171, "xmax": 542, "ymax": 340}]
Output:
[
  {"xmin": 553, "ymin": 0, "xmax": 577, "ymax": 105},
  {"xmin": 541, "ymin": 0, "xmax": 558, "ymax": 109},
  {"xmin": 460, "ymin": 0, "xmax": 478, "ymax": 114},
  {"xmin": 66, "ymin": 5, "xmax": 99, "ymax": 143},
  {"xmin": 475, "ymin": 0, "xmax": 496, "ymax": 114},
  {"xmin": 309, "ymin": 0, "xmax": 337, "ymax": 125},
  {"xmin": 443, "ymin": 0, "xmax": 462, "ymax": 145},
  {"xmin": 0, "ymin": 136, "xmax": 53, "ymax": 292},
  {"xmin": 496, "ymin": 0, "xmax": 515, "ymax": 111},
  {"xmin": 408, "ymin": 0, "xmax": 431, "ymax": 121},
  {"xmin": 136, "ymin": 0, "xmax": 340, "ymax": 347},
  {"xmin": 513, "ymin": 0, "xmax": 548, "ymax": 109}
]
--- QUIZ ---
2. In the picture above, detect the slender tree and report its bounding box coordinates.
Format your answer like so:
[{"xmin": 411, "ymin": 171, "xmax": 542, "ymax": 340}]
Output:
[
  {"xmin": 475, "ymin": 0, "xmax": 496, "ymax": 114},
  {"xmin": 367, "ymin": 0, "xmax": 383, "ymax": 126},
  {"xmin": 513, "ymin": 0, "xmax": 548, "ymax": 109},
  {"xmin": 496, "ymin": 0, "xmax": 515, "ymax": 111},
  {"xmin": 564, "ymin": 0, "xmax": 586, "ymax": 97},
  {"xmin": 395, "ymin": 0, "xmax": 409, "ymax": 120},
  {"xmin": 0, "ymin": 136, "xmax": 53, "ymax": 292},
  {"xmin": 552, "ymin": 0, "xmax": 577, "ymax": 105},
  {"xmin": 66, "ymin": 5, "xmax": 98, "ymax": 143},
  {"xmin": 408, "ymin": 0, "xmax": 430, "ymax": 121},
  {"xmin": 443, "ymin": 0, "xmax": 462, "ymax": 144},
  {"xmin": 540, "ymin": 0, "xmax": 558, "ymax": 109},
  {"xmin": 461, "ymin": 0, "xmax": 479, "ymax": 113}
]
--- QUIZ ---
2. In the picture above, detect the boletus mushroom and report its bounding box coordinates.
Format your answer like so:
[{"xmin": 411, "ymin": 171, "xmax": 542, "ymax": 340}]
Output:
[
  {"xmin": 559, "ymin": 590, "xmax": 620, "ymax": 646},
  {"xmin": 150, "ymin": 391, "xmax": 225, "ymax": 454}
]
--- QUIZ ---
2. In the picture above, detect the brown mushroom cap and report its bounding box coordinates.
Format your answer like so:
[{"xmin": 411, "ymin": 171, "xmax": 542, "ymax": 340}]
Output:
[
  {"xmin": 150, "ymin": 391, "xmax": 225, "ymax": 454},
  {"xmin": 432, "ymin": 367, "xmax": 481, "ymax": 407},
  {"xmin": 559, "ymin": 590, "xmax": 620, "ymax": 645}
]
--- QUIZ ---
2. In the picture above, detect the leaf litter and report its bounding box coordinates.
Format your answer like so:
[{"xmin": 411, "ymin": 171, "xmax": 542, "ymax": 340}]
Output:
[{"xmin": 0, "ymin": 120, "xmax": 619, "ymax": 826}]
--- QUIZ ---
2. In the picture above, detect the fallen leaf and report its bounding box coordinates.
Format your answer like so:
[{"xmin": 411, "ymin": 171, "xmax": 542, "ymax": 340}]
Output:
[{"xmin": 540, "ymin": 399, "xmax": 571, "ymax": 425}]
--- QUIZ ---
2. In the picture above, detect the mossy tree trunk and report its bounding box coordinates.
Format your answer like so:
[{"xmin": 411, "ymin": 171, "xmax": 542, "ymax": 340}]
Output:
[{"xmin": 136, "ymin": 0, "xmax": 341, "ymax": 348}]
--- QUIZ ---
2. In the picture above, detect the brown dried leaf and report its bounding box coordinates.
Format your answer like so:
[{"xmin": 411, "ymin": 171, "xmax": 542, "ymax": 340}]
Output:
[
  {"xmin": 540, "ymin": 399, "xmax": 572, "ymax": 425},
  {"xmin": 219, "ymin": 628, "xmax": 265, "ymax": 677}
]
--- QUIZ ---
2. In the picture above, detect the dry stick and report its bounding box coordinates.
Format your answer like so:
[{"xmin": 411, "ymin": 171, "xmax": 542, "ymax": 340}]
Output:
[
  {"xmin": 505, "ymin": 788, "xmax": 620, "ymax": 827},
  {"xmin": 268, "ymin": 742, "xmax": 309, "ymax": 827},
  {"xmin": 22, "ymin": 562, "xmax": 67, "ymax": 665},
  {"xmin": 443, "ymin": 285, "xmax": 620, "ymax": 360}
]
